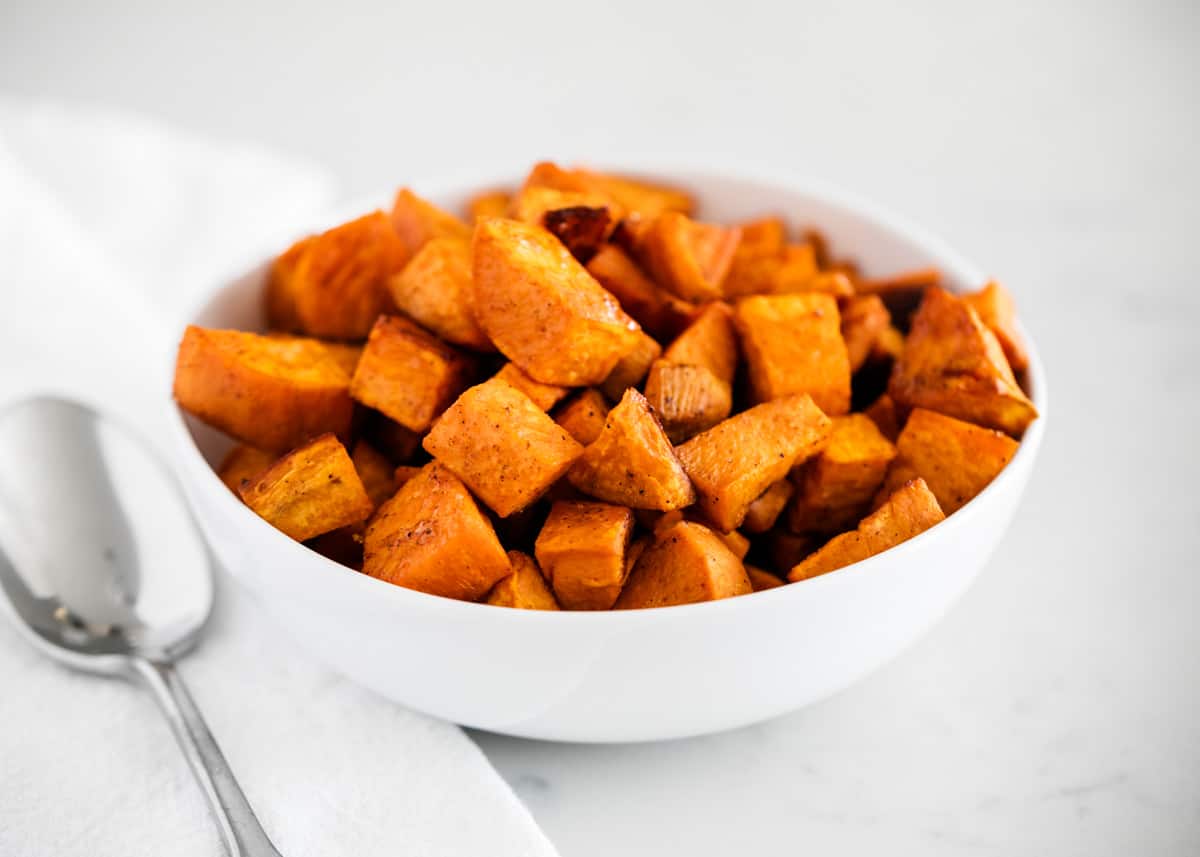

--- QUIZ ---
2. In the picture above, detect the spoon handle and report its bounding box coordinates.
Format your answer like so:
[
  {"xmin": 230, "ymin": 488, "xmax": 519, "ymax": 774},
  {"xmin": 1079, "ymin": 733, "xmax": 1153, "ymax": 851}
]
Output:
[{"xmin": 131, "ymin": 657, "xmax": 284, "ymax": 857}]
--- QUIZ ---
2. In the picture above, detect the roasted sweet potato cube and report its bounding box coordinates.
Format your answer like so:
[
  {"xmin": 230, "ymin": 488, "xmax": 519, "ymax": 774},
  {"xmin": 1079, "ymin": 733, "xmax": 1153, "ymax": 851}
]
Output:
[
  {"xmin": 741, "ymin": 479, "xmax": 794, "ymax": 534},
  {"xmin": 614, "ymin": 521, "xmax": 751, "ymax": 609},
  {"xmin": 876, "ymin": 408, "xmax": 1018, "ymax": 515},
  {"xmin": 553, "ymin": 389, "xmax": 609, "ymax": 445},
  {"xmin": 676, "ymin": 394, "xmax": 832, "ymax": 532},
  {"xmin": 363, "ymin": 462, "xmax": 511, "ymax": 600},
  {"xmin": 422, "ymin": 377, "xmax": 583, "ymax": 517},
  {"xmin": 735, "ymin": 293, "xmax": 851, "ymax": 415},
  {"xmin": 467, "ymin": 189, "xmax": 511, "ymax": 221},
  {"xmin": 217, "ymin": 444, "xmax": 276, "ymax": 494},
  {"xmin": 265, "ymin": 211, "xmax": 406, "ymax": 340},
  {"xmin": 174, "ymin": 326, "xmax": 354, "ymax": 452},
  {"xmin": 389, "ymin": 237, "xmax": 492, "ymax": 350},
  {"xmin": 746, "ymin": 565, "xmax": 785, "ymax": 592},
  {"xmin": 642, "ymin": 361, "xmax": 732, "ymax": 443},
  {"xmin": 390, "ymin": 188, "xmax": 471, "ymax": 253},
  {"xmin": 472, "ymin": 218, "xmax": 641, "ymax": 385},
  {"xmin": 649, "ymin": 510, "xmax": 748, "ymax": 559},
  {"xmin": 351, "ymin": 441, "xmax": 398, "ymax": 508},
  {"xmin": 570, "ymin": 167, "xmax": 694, "ymax": 219},
  {"xmin": 791, "ymin": 269, "xmax": 853, "ymax": 298},
  {"xmin": 788, "ymin": 414, "xmax": 897, "ymax": 534},
  {"xmin": 863, "ymin": 393, "xmax": 902, "ymax": 441},
  {"xmin": 722, "ymin": 217, "xmax": 787, "ymax": 298},
  {"xmin": 567, "ymin": 389, "xmax": 695, "ymax": 510},
  {"xmin": 870, "ymin": 325, "xmax": 906, "ymax": 364},
  {"xmin": 600, "ymin": 330, "xmax": 662, "ymax": 401},
  {"xmin": 662, "ymin": 302, "xmax": 739, "ymax": 384},
  {"xmin": 509, "ymin": 185, "xmax": 615, "ymax": 262},
  {"xmin": 266, "ymin": 333, "xmax": 363, "ymax": 378},
  {"xmin": 772, "ymin": 245, "xmax": 825, "ymax": 294},
  {"xmin": 585, "ymin": 245, "xmax": 696, "ymax": 339},
  {"xmin": 494, "ymin": 362, "xmax": 569, "ymax": 411},
  {"xmin": 534, "ymin": 500, "xmax": 635, "ymax": 610},
  {"xmin": 238, "ymin": 434, "xmax": 373, "ymax": 541},
  {"xmin": 637, "ymin": 212, "xmax": 742, "ymax": 301},
  {"xmin": 393, "ymin": 464, "xmax": 422, "ymax": 490},
  {"xmin": 841, "ymin": 294, "xmax": 892, "ymax": 373},
  {"xmin": 349, "ymin": 315, "xmax": 474, "ymax": 432},
  {"xmin": 888, "ymin": 287, "xmax": 1037, "ymax": 437},
  {"xmin": 964, "ymin": 280, "xmax": 1030, "ymax": 372},
  {"xmin": 789, "ymin": 478, "xmax": 945, "ymax": 581},
  {"xmin": 486, "ymin": 551, "xmax": 560, "ymax": 610}
]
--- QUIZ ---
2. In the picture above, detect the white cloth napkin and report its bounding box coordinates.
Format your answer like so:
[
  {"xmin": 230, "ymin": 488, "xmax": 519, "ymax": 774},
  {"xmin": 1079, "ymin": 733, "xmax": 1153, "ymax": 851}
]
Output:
[{"xmin": 0, "ymin": 98, "xmax": 558, "ymax": 857}]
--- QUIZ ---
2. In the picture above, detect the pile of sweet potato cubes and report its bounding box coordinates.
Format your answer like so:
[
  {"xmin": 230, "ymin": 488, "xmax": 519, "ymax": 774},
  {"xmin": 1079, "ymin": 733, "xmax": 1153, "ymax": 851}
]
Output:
[{"xmin": 173, "ymin": 162, "xmax": 1038, "ymax": 610}]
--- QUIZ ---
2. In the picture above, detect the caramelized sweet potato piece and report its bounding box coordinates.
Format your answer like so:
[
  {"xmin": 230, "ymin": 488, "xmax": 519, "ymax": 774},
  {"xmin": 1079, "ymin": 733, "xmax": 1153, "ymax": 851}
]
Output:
[
  {"xmin": 876, "ymin": 408, "xmax": 1017, "ymax": 515},
  {"xmin": 863, "ymin": 393, "xmax": 902, "ymax": 441},
  {"xmin": 600, "ymin": 330, "xmax": 662, "ymax": 401},
  {"xmin": 964, "ymin": 280, "xmax": 1030, "ymax": 372},
  {"xmin": 493, "ymin": 362, "xmax": 569, "ymax": 411},
  {"xmin": 553, "ymin": 389, "xmax": 610, "ymax": 445},
  {"xmin": 676, "ymin": 394, "xmax": 832, "ymax": 532},
  {"xmin": 351, "ymin": 441, "xmax": 398, "ymax": 509},
  {"xmin": 544, "ymin": 206, "xmax": 613, "ymax": 263},
  {"xmin": 637, "ymin": 212, "xmax": 742, "ymax": 301},
  {"xmin": 174, "ymin": 326, "xmax": 354, "ymax": 452},
  {"xmin": 217, "ymin": 444, "xmax": 276, "ymax": 494},
  {"xmin": 266, "ymin": 211, "xmax": 406, "ymax": 340},
  {"xmin": 662, "ymin": 302, "xmax": 739, "ymax": 384},
  {"xmin": 350, "ymin": 315, "xmax": 474, "ymax": 432},
  {"xmin": 841, "ymin": 294, "xmax": 892, "ymax": 373},
  {"xmin": 650, "ymin": 510, "xmax": 749, "ymax": 559},
  {"xmin": 422, "ymin": 377, "xmax": 583, "ymax": 517},
  {"xmin": 614, "ymin": 521, "xmax": 751, "ymax": 609},
  {"xmin": 788, "ymin": 414, "xmax": 897, "ymax": 534},
  {"xmin": 788, "ymin": 478, "xmax": 944, "ymax": 581},
  {"xmin": 266, "ymin": 333, "xmax": 363, "ymax": 378},
  {"xmin": 390, "ymin": 188, "xmax": 471, "ymax": 253},
  {"xmin": 888, "ymin": 286, "xmax": 1037, "ymax": 437},
  {"xmin": 472, "ymin": 218, "xmax": 641, "ymax": 385},
  {"xmin": 746, "ymin": 565, "xmax": 785, "ymax": 592},
  {"xmin": 364, "ymin": 463, "xmax": 512, "ymax": 600},
  {"xmin": 721, "ymin": 217, "xmax": 787, "ymax": 298},
  {"xmin": 735, "ymin": 293, "xmax": 851, "ymax": 414},
  {"xmin": 486, "ymin": 551, "xmax": 560, "ymax": 610},
  {"xmin": 534, "ymin": 500, "xmax": 635, "ymax": 609},
  {"xmin": 467, "ymin": 189, "xmax": 511, "ymax": 221},
  {"xmin": 389, "ymin": 237, "xmax": 492, "ymax": 350},
  {"xmin": 741, "ymin": 479, "xmax": 794, "ymax": 534},
  {"xmin": 585, "ymin": 245, "xmax": 696, "ymax": 339},
  {"xmin": 642, "ymin": 361, "xmax": 732, "ymax": 443},
  {"xmin": 793, "ymin": 269, "xmax": 854, "ymax": 298},
  {"xmin": 567, "ymin": 389, "xmax": 695, "ymax": 510},
  {"xmin": 239, "ymin": 434, "xmax": 373, "ymax": 541}
]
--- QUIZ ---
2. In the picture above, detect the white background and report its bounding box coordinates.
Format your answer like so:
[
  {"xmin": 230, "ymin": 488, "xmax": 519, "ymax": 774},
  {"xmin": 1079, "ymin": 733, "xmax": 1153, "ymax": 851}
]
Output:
[{"xmin": 3, "ymin": 0, "xmax": 1199, "ymax": 854}]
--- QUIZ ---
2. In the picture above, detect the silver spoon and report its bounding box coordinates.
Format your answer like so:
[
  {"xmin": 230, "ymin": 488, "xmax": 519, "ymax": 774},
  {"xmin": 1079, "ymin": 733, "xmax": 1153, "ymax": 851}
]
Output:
[{"xmin": 0, "ymin": 396, "xmax": 283, "ymax": 857}]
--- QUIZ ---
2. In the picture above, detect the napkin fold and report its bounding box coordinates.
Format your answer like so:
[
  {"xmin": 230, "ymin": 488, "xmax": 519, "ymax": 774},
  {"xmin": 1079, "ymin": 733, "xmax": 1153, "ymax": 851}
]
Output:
[{"xmin": 0, "ymin": 98, "xmax": 557, "ymax": 857}]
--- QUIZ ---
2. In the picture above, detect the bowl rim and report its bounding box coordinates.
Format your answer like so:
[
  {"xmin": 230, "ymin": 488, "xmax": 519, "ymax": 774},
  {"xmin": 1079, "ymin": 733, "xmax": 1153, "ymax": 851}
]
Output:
[{"xmin": 165, "ymin": 162, "xmax": 1048, "ymax": 625}]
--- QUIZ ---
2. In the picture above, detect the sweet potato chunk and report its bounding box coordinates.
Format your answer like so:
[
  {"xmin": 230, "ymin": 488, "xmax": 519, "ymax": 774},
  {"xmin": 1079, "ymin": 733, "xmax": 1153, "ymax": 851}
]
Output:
[
  {"xmin": 735, "ymin": 293, "xmax": 851, "ymax": 414},
  {"xmin": 676, "ymin": 394, "xmax": 832, "ymax": 532},
  {"xmin": 265, "ymin": 211, "xmax": 406, "ymax": 340},
  {"xmin": 393, "ymin": 464, "xmax": 421, "ymax": 490},
  {"xmin": 841, "ymin": 294, "xmax": 892, "ymax": 373},
  {"xmin": 662, "ymin": 302, "xmax": 739, "ymax": 384},
  {"xmin": 567, "ymin": 389, "xmax": 695, "ymax": 510},
  {"xmin": 741, "ymin": 479, "xmax": 794, "ymax": 534},
  {"xmin": 266, "ymin": 333, "xmax": 363, "ymax": 378},
  {"xmin": 217, "ymin": 444, "xmax": 276, "ymax": 494},
  {"xmin": 389, "ymin": 237, "xmax": 491, "ymax": 350},
  {"xmin": 788, "ymin": 478, "xmax": 945, "ymax": 581},
  {"xmin": 423, "ymin": 377, "xmax": 583, "ymax": 517},
  {"xmin": 390, "ymin": 188, "xmax": 471, "ymax": 253},
  {"xmin": 472, "ymin": 218, "xmax": 641, "ymax": 385},
  {"xmin": 349, "ymin": 315, "xmax": 474, "ymax": 432},
  {"xmin": 585, "ymin": 245, "xmax": 696, "ymax": 339},
  {"xmin": 637, "ymin": 212, "xmax": 742, "ymax": 301},
  {"xmin": 888, "ymin": 286, "xmax": 1037, "ymax": 437},
  {"xmin": 746, "ymin": 565, "xmax": 785, "ymax": 592},
  {"xmin": 650, "ymin": 510, "xmax": 749, "ymax": 559},
  {"xmin": 534, "ymin": 500, "xmax": 635, "ymax": 610},
  {"xmin": 174, "ymin": 326, "xmax": 354, "ymax": 452},
  {"xmin": 600, "ymin": 330, "xmax": 662, "ymax": 401},
  {"xmin": 351, "ymin": 441, "xmax": 398, "ymax": 508},
  {"xmin": 363, "ymin": 462, "xmax": 511, "ymax": 600},
  {"xmin": 570, "ymin": 167, "xmax": 694, "ymax": 219},
  {"xmin": 553, "ymin": 389, "xmax": 609, "ymax": 445},
  {"xmin": 486, "ymin": 551, "xmax": 560, "ymax": 610},
  {"xmin": 876, "ymin": 408, "xmax": 1018, "ymax": 515},
  {"xmin": 788, "ymin": 414, "xmax": 897, "ymax": 534},
  {"xmin": 239, "ymin": 434, "xmax": 373, "ymax": 542},
  {"xmin": 614, "ymin": 521, "xmax": 751, "ymax": 609},
  {"xmin": 964, "ymin": 280, "xmax": 1030, "ymax": 372},
  {"xmin": 490, "ymin": 362, "xmax": 567, "ymax": 411},
  {"xmin": 642, "ymin": 361, "xmax": 732, "ymax": 444},
  {"xmin": 871, "ymin": 325, "xmax": 906, "ymax": 364},
  {"xmin": 722, "ymin": 220, "xmax": 823, "ymax": 298},
  {"xmin": 467, "ymin": 190, "xmax": 511, "ymax": 221},
  {"xmin": 863, "ymin": 393, "xmax": 902, "ymax": 441},
  {"xmin": 509, "ymin": 185, "xmax": 615, "ymax": 262}
]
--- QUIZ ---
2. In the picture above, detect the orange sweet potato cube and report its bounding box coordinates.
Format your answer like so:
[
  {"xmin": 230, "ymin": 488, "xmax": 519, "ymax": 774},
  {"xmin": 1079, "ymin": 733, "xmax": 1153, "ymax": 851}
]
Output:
[
  {"xmin": 600, "ymin": 330, "xmax": 662, "ymax": 401},
  {"xmin": 467, "ymin": 189, "xmax": 511, "ymax": 221},
  {"xmin": 174, "ymin": 326, "xmax": 354, "ymax": 452},
  {"xmin": 486, "ymin": 551, "xmax": 560, "ymax": 610},
  {"xmin": 876, "ymin": 408, "xmax": 1018, "ymax": 515},
  {"xmin": 388, "ymin": 237, "xmax": 492, "ymax": 350},
  {"xmin": 472, "ymin": 218, "xmax": 641, "ymax": 385},
  {"xmin": 390, "ymin": 188, "xmax": 471, "ymax": 253},
  {"xmin": 863, "ymin": 393, "xmax": 902, "ymax": 441},
  {"xmin": 585, "ymin": 244, "xmax": 697, "ymax": 339},
  {"xmin": 238, "ymin": 434, "xmax": 374, "ymax": 542},
  {"xmin": 788, "ymin": 478, "xmax": 945, "ymax": 581},
  {"xmin": 351, "ymin": 441, "xmax": 398, "ymax": 509},
  {"xmin": 642, "ymin": 361, "xmax": 732, "ymax": 444},
  {"xmin": 735, "ymin": 293, "xmax": 851, "ymax": 414},
  {"xmin": 509, "ymin": 185, "xmax": 615, "ymax": 262},
  {"xmin": 265, "ymin": 333, "xmax": 363, "ymax": 378},
  {"xmin": 662, "ymin": 302, "xmax": 739, "ymax": 384},
  {"xmin": 964, "ymin": 280, "xmax": 1030, "ymax": 372},
  {"xmin": 567, "ymin": 389, "xmax": 695, "ymax": 510},
  {"xmin": 614, "ymin": 521, "xmax": 751, "ymax": 609},
  {"xmin": 422, "ymin": 377, "xmax": 583, "ymax": 517},
  {"xmin": 676, "ymin": 394, "xmax": 832, "ymax": 532},
  {"xmin": 553, "ymin": 389, "xmax": 610, "ymax": 445},
  {"xmin": 871, "ymin": 325, "xmax": 906, "ymax": 364},
  {"xmin": 788, "ymin": 414, "xmax": 897, "ymax": 534},
  {"xmin": 888, "ymin": 287, "xmax": 1038, "ymax": 437},
  {"xmin": 722, "ymin": 216, "xmax": 788, "ymax": 298},
  {"xmin": 363, "ymin": 462, "xmax": 511, "ymax": 600},
  {"xmin": 840, "ymin": 294, "xmax": 892, "ymax": 373},
  {"xmin": 266, "ymin": 211, "xmax": 406, "ymax": 340},
  {"xmin": 569, "ymin": 167, "xmax": 694, "ymax": 219},
  {"xmin": 741, "ymin": 479, "xmax": 794, "ymax": 534},
  {"xmin": 349, "ymin": 315, "xmax": 474, "ymax": 432},
  {"xmin": 746, "ymin": 565, "xmax": 785, "ymax": 592},
  {"xmin": 217, "ymin": 444, "xmax": 276, "ymax": 494},
  {"xmin": 494, "ymin": 362, "xmax": 569, "ymax": 411},
  {"xmin": 649, "ymin": 510, "xmax": 748, "ymax": 559},
  {"xmin": 637, "ymin": 212, "xmax": 742, "ymax": 301},
  {"xmin": 535, "ymin": 500, "xmax": 635, "ymax": 610}
]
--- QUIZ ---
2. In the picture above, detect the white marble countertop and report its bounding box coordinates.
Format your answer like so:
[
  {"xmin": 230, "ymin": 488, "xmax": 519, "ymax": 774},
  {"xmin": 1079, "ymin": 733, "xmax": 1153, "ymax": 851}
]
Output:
[{"xmin": 4, "ymin": 0, "xmax": 1197, "ymax": 852}]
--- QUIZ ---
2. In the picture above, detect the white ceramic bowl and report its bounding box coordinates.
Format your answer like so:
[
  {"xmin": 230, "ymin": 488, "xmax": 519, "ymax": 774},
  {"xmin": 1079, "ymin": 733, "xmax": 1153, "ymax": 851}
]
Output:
[{"xmin": 167, "ymin": 167, "xmax": 1047, "ymax": 743}]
